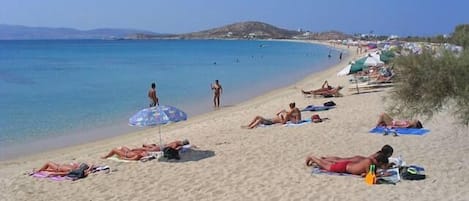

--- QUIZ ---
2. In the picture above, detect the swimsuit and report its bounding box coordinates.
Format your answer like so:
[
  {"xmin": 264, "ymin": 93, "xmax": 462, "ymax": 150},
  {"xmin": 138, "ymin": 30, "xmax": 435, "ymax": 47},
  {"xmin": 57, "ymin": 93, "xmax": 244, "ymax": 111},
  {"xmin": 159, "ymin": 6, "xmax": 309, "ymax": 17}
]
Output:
[
  {"xmin": 392, "ymin": 120, "xmax": 410, "ymax": 128},
  {"xmin": 329, "ymin": 161, "xmax": 350, "ymax": 173},
  {"xmin": 261, "ymin": 119, "xmax": 274, "ymax": 125}
]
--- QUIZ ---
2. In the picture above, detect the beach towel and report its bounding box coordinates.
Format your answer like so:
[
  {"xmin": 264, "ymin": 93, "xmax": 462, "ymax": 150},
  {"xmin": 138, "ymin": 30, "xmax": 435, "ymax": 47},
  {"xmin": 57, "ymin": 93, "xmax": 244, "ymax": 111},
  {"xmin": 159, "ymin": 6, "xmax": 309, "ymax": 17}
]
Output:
[
  {"xmin": 369, "ymin": 127, "xmax": 430, "ymax": 135},
  {"xmin": 302, "ymin": 105, "xmax": 334, "ymax": 112},
  {"xmin": 311, "ymin": 167, "xmax": 359, "ymax": 177},
  {"xmin": 30, "ymin": 171, "xmax": 73, "ymax": 181},
  {"xmin": 284, "ymin": 119, "xmax": 312, "ymax": 127},
  {"xmin": 311, "ymin": 167, "xmax": 401, "ymax": 183}
]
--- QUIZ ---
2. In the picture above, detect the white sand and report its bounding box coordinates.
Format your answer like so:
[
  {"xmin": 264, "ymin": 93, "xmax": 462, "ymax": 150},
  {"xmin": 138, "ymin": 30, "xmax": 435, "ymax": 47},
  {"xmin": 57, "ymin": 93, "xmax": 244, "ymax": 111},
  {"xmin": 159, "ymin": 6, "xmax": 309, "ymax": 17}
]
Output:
[{"xmin": 1, "ymin": 41, "xmax": 468, "ymax": 201}]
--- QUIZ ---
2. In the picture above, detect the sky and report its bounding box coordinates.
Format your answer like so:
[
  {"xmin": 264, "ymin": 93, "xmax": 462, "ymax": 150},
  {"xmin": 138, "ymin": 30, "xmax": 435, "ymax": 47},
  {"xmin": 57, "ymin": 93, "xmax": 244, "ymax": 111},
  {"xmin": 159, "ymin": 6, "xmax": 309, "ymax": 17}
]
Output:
[{"xmin": 1, "ymin": 0, "xmax": 468, "ymax": 36}]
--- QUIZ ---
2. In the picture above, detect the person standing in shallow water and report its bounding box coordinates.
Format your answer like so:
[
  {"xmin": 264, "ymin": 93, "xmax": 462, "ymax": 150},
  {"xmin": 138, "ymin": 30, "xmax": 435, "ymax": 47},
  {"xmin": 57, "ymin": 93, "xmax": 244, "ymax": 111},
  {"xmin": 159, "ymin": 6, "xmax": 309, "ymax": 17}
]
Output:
[
  {"xmin": 211, "ymin": 80, "xmax": 223, "ymax": 108},
  {"xmin": 148, "ymin": 82, "xmax": 159, "ymax": 107}
]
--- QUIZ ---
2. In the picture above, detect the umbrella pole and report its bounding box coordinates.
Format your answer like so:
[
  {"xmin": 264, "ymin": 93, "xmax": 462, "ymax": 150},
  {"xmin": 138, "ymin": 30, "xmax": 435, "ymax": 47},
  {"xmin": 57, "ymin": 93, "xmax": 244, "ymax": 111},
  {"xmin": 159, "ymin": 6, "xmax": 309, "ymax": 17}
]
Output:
[
  {"xmin": 159, "ymin": 126, "xmax": 163, "ymax": 154},
  {"xmin": 354, "ymin": 74, "xmax": 360, "ymax": 94}
]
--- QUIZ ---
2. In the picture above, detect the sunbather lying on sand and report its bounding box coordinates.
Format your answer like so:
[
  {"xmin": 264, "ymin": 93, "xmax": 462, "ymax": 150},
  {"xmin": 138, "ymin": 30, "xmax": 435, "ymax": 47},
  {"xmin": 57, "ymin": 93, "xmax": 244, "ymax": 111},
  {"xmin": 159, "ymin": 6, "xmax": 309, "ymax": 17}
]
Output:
[
  {"xmin": 242, "ymin": 113, "xmax": 285, "ymax": 129},
  {"xmin": 305, "ymin": 152, "xmax": 388, "ymax": 176},
  {"xmin": 376, "ymin": 112, "xmax": 423, "ymax": 128},
  {"xmin": 321, "ymin": 144, "xmax": 393, "ymax": 163},
  {"xmin": 33, "ymin": 162, "xmax": 92, "ymax": 177},
  {"xmin": 101, "ymin": 146, "xmax": 148, "ymax": 160},
  {"xmin": 141, "ymin": 139, "xmax": 191, "ymax": 152},
  {"xmin": 301, "ymin": 80, "xmax": 343, "ymax": 97}
]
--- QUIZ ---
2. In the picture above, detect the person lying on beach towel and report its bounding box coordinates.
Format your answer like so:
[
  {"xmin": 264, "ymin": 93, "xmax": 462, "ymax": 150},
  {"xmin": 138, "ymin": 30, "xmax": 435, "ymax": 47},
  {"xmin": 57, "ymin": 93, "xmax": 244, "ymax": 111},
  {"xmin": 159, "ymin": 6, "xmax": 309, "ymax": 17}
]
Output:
[
  {"xmin": 305, "ymin": 152, "xmax": 389, "ymax": 176},
  {"xmin": 101, "ymin": 146, "xmax": 149, "ymax": 161},
  {"xmin": 321, "ymin": 145, "xmax": 393, "ymax": 165},
  {"xmin": 242, "ymin": 114, "xmax": 285, "ymax": 129},
  {"xmin": 140, "ymin": 139, "xmax": 191, "ymax": 152},
  {"xmin": 242, "ymin": 102, "xmax": 301, "ymax": 129},
  {"xmin": 31, "ymin": 162, "xmax": 92, "ymax": 179},
  {"xmin": 376, "ymin": 112, "xmax": 423, "ymax": 129},
  {"xmin": 301, "ymin": 81, "xmax": 343, "ymax": 97}
]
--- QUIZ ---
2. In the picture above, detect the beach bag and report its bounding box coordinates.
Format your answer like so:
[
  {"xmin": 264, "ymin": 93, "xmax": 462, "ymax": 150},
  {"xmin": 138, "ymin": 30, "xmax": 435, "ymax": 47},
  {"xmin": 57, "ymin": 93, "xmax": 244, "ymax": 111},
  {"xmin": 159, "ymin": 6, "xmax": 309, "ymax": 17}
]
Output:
[
  {"xmin": 400, "ymin": 167, "xmax": 426, "ymax": 180},
  {"xmin": 323, "ymin": 101, "xmax": 336, "ymax": 107},
  {"xmin": 67, "ymin": 163, "xmax": 89, "ymax": 180},
  {"xmin": 163, "ymin": 147, "xmax": 180, "ymax": 160}
]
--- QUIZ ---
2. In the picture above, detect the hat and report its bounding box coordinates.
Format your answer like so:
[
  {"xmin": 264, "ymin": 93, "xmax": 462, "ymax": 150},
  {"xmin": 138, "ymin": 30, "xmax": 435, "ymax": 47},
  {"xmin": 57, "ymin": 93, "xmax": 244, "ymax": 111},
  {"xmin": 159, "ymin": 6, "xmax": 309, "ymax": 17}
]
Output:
[{"xmin": 311, "ymin": 114, "xmax": 322, "ymax": 123}]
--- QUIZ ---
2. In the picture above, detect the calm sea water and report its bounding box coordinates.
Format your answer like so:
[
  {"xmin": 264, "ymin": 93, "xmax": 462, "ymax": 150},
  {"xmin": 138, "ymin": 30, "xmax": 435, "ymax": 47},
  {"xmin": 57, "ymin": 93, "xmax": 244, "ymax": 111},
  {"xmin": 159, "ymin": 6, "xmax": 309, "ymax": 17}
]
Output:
[{"xmin": 0, "ymin": 39, "xmax": 339, "ymax": 159}]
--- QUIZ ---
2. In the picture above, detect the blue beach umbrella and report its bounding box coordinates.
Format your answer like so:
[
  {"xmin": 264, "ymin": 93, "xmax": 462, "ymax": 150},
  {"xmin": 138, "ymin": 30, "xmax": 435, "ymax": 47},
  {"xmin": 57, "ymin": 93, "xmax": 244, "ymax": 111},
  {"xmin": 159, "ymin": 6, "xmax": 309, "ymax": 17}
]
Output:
[{"xmin": 129, "ymin": 105, "xmax": 187, "ymax": 151}]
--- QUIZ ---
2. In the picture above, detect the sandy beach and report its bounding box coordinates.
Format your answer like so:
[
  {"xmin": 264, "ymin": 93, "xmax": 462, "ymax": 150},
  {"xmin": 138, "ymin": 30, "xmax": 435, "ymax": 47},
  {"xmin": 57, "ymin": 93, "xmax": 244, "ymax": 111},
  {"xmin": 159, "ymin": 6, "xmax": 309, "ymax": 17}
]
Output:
[{"xmin": 1, "ymin": 41, "xmax": 468, "ymax": 201}]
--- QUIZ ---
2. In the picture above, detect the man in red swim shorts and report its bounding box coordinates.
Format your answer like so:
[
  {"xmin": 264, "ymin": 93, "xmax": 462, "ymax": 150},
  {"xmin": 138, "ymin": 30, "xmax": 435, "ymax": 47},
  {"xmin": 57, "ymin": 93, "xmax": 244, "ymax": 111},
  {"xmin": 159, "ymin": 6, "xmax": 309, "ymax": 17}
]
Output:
[{"xmin": 306, "ymin": 153, "xmax": 388, "ymax": 176}]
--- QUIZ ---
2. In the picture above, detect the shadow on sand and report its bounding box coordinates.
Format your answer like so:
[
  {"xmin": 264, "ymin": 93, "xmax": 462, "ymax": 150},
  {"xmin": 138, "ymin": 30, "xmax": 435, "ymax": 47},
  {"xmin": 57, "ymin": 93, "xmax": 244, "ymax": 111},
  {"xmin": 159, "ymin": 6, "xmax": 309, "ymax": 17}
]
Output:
[{"xmin": 160, "ymin": 149, "xmax": 215, "ymax": 163}]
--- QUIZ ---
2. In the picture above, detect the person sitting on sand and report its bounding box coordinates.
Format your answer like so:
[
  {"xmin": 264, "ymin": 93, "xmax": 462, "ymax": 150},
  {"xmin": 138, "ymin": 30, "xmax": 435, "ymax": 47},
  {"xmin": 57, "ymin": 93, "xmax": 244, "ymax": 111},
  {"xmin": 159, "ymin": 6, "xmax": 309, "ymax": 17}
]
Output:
[
  {"xmin": 285, "ymin": 102, "xmax": 302, "ymax": 124},
  {"xmin": 140, "ymin": 139, "xmax": 191, "ymax": 152},
  {"xmin": 101, "ymin": 146, "xmax": 149, "ymax": 161},
  {"xmin": 376, "ymin": 112, "xmax": 423, "ymax": 129},
  {"xmin": 305, "ymin": 152, "xmax": 389, "ymax": 176},
  {"xmin": 33, "ymin": 162, "xmax": 92, "ymax": 177},
  {"xmin": 321, "ymin": 144, "xmax": 393, "ymax": 163}
]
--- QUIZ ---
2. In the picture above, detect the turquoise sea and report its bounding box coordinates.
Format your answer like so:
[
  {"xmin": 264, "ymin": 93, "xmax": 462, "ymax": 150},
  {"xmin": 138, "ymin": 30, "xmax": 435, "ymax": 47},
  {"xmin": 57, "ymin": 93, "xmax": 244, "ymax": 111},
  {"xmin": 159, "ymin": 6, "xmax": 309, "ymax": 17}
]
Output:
[{"xmin": 0, "ymin": 39, "xmax": 340, "ymax": 159}]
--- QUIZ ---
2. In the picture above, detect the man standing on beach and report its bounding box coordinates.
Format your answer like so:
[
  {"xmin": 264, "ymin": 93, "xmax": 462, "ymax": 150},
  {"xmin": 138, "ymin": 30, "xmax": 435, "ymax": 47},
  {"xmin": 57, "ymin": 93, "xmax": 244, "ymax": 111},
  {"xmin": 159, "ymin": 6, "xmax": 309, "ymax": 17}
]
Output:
[
  {"xmin": 148, "ymin": 82, "xmax": 159, "ymax": 107},
  {"xmin": 339, "ymin": 52, "xmax": 343, "ymax": 61},
  {"xmin": 211, "ymin": 80, "xmax": 222, "ymax": 108}
]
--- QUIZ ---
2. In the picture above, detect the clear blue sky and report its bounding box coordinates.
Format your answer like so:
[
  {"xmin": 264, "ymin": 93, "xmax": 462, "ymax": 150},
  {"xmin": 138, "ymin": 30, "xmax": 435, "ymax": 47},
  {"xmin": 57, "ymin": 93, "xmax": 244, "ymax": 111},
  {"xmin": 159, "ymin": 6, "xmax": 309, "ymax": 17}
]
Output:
[{"xmin": 1, "ymin": 0, "xmax": 468, "ymax": 36}]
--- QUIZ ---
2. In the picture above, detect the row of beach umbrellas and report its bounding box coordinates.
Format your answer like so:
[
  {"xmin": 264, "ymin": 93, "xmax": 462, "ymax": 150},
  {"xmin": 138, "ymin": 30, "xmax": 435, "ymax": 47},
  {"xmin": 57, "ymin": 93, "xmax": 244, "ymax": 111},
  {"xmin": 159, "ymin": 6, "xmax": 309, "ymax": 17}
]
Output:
[{"xmin": 337, "ymin": 50, "xmax": 395, "ymax": 76}]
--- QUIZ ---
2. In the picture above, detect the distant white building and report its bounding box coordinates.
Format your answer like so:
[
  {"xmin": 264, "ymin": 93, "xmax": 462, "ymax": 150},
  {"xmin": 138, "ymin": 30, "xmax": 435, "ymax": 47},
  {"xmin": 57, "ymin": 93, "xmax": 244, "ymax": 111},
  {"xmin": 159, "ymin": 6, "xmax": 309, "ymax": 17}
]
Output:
[{"xmin": 388, "ymin": 35, "xmax": 399, "ymax": 40}]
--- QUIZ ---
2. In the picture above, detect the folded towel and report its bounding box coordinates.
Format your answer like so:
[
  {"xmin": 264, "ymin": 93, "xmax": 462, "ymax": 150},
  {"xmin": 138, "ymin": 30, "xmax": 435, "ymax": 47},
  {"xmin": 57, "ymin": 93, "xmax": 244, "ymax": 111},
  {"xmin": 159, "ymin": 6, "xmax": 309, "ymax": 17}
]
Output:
[{"xmin": 370, "ymin": 127, "xmax": 430, "ymax": 135}]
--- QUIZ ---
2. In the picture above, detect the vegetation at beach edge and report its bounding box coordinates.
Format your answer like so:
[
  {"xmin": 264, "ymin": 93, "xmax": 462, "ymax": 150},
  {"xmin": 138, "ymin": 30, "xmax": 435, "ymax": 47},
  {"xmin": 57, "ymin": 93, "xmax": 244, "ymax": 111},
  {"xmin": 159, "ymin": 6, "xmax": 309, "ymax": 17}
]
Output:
[{"xmin": 387, "ymin": 24, "xmax": 469, "ymax": 125}]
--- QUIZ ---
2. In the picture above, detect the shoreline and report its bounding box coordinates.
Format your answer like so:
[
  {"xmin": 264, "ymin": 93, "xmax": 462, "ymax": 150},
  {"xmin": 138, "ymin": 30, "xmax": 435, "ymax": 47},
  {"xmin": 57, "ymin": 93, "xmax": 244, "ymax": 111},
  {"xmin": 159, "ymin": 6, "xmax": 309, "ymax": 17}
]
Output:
[
  {"xmin": 0, "ymin": 39, "xmax": 341, "ymax": 161},
  {"xmin": 0, "ymin": 40, "xmax": 336, "ymax": 161}
]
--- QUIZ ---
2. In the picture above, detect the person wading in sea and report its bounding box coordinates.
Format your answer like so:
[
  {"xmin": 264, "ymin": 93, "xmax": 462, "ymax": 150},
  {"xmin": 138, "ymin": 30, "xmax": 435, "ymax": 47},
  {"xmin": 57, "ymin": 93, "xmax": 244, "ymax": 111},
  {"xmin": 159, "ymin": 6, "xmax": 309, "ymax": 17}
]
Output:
[{"xmin": 211, "ymin": 80, "xmax": 223, "ymax": 108}]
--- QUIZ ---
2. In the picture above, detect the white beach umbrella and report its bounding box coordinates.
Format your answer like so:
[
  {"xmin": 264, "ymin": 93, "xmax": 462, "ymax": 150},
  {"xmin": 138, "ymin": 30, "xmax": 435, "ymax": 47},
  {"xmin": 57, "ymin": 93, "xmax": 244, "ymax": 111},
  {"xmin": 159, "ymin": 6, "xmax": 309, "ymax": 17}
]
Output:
[
  {"xmin": 364, "ymin": 56, "xmax": 383, "ymax": 67},
  {"xmin": 337, "ymin": 64, "xmax": 351, "ymax": 76}
]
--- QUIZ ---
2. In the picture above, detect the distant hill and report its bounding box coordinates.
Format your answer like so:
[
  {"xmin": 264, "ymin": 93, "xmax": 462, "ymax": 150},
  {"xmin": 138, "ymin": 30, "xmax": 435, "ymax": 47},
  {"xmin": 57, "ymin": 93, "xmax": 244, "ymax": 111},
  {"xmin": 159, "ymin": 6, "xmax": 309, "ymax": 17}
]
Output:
[
  {"xmin": 181, "ymin": 21, "xmax": 300, "ymax": 39},
  {"xmin": 0, "ymin": 24, "xmax": 158, "ymax": 40},
  {"xmin": 133, "ymin": 21, "xmax": 350, "ymax": 40}
]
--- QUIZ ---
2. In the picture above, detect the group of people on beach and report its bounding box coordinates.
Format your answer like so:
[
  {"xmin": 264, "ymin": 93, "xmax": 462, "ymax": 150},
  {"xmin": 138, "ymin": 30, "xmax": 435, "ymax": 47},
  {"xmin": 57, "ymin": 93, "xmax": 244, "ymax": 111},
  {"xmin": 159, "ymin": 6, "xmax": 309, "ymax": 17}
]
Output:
[
  {"xmin": 242, "ymin": 102, "xmax": 302, "ymax": 129},
  {"xmin": 33, "ymin": 77, "xmax": 424, "ymax": 179},
  {"xmin": 240, "ymin": 78, "xmax": 424, "ymax": 176},
  {"xmin": 148, "ymin": 80, "xmax": 223, "ymax": 108},
  {"xmin": 32, "ymin": 139, "xmax": 192, "ymax": 178}
]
